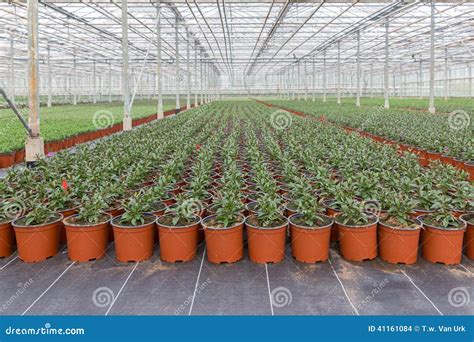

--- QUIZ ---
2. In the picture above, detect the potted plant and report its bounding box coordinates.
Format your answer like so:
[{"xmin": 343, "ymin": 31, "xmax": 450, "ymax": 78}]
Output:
[
  {"xmin": 12, "ymin": 202, "xmax": 63, "ymax": 263},
  {"xmin": 63, "ymin": 195, "xmax": 112, "ymax": 262},
  {"xmin": 156, "ymin": 198, "xmax": 200, "ymax": 263},
  {"xmin": 201, "ymin": 191, "xmax": 245, "ymax": 264},
  {"xmin": 334, "ymin": 197, "xmax": 378, "ymax": 262},
  {"xmin": 460, "ymin": 213, "xmax": 473, "ymax": 260},
  {"xmin": 420, "ymin": 199, "xmax": 467, "ymax": 265},
  {"xmin": 0, "ymin": 201, "xmax": 15, "ymax": 258},
  {"xmin": 289, "ymin": 191, "xmax": 333, "ymax": 263},
  {"xmin": 378, "ymin": 195, "xmax": 421, "ymax": 265},
  {"xmin": 111, "ymin": 194, "xmax": 156, "ymax": 262},
  {"xmin": 48, "ymin": 184, "xmax": 80, "ymax": 244},
  {"xmin": 245, "ymin": 194, "xmax": 288, "ymax": 264}
]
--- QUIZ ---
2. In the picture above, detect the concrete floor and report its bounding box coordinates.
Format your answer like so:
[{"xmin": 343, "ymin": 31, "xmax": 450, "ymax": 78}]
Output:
[{"xmin": 0, "ymin": 240, "xmax": 472, "ymax": 316}]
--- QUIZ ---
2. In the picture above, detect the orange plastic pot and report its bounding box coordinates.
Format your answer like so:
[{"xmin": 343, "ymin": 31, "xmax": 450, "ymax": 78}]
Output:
[
  {"xmin": 104, "ymin": 206, "xmax": 124, "ymax": 242},
  {"xmin": 420, "ymin": 217, "xmax": 466, "ymax": 265},
  {"xmin": 0, "ymin": 153, "xmax": 15, "ymax": 168},
  {"xmin": 335, "ymin": 218, "xmax": 378, "ymax": 262},
  {"xmin": 289, "ymin": 214, "xmax": 333, "ymax": 263},
  {"xmin": 12, "ymin": 214, "xmax": 62, "ymax": 263},
  {"xmin": 378, "ymin": 221, "xmax": 421, "ymax": 265},
  {"xmin": 202, "ymin": 215, "xmax": 244, "ymax": 264},
  {"xmin": 58, "ymin": 207, "xmax": 79, "ymax": 244},
  {"xmin": 460, "ymin": 214, "xmax": 474, "ymax": 259},
  {"xmin": 245, "ymin": 215, "xmax": 288, "ymax": 264},
  {"xmin": 157, "ymin": 214, "xmax": 199, "ymax": 263},
  {"xmin": 112, "ymin": 215, "xmax": 156, "ymax": 262},
  {"xmin": 323, "ymin": 200, "xmax": 341, "ymax": 242},
  {"xmin": 0, "ymin": 221, "xmax": 15, "ymax": 258},
  {"xmin": 64, "ymin": 214, "xmax": 111, "ymax": 262}
]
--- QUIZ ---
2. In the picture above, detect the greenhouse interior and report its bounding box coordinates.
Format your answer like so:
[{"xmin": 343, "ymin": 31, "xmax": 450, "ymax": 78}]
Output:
[{"xmin": 0, "ymin": 0, "xmax": 473, "ymax": 325}]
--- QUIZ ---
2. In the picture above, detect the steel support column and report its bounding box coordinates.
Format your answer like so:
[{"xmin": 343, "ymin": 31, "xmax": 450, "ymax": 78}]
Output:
[
  {"xmin": 186, "ymin": 28, "xmax": 191, "ymax": 110},
  {"xmin": 428, "ymin": 0, "xmax": 435, "ymax": 113},
  {"xmin": 337, "ymin": 41, "xmax": 341, "ymax": 104},
  {"xmin": 175, "ymin": 15, "xmax": 180, "ymax": 113},
  {"xmin": 356, "ymin": 30, "xmax": 361, "ymax": 107},
  {"xmin": 122, "ymin": 0, "xmax": 132, "ymax": 130},
  {"xmin": 156, "ymin": 0, "xmax": 163, "ymax": 118},
  {"xmin": 47, "ymin": 41, "xmax": 52, "ymax": 107},
  {"xmin": 384, "ymin": 19, "xmax": 389, "ymax": 109},
  {"xmin": 25, "ymin": 0, "xmax": 44, "ymax": 163}
]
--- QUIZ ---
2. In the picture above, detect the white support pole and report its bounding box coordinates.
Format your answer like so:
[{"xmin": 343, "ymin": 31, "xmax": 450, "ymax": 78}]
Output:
[
  {"xmin": 156, "ymin": 0, "xmax": 163, "ymax": 119},
  {"xmin": 297, "ymin": 62, "xmax": 301, "ymax": 100},
  {"xmin": 337, "ymin": 41, "xmax": 341, "ymax": 104},
  {"xmin": 428, "ymin": 0, "xmax": 436, "ymax": 113},
  {"xmin": 175, "ymin": 15, "xmax": 180, "ymax": 113},
  {"xmin": 323, "ymin": 50, "xmax": 327, "ymax": 102},
  {"xmin": 186, "ymin": 29, "xmax": 191, "ymax": 110},
  {"xmin": 200, "ymin": 51, "xmax": 203, "ymax": 104},
  {"xmin": 356, "ymin": 30, "xmax": 361, "ymax": 107},
  {"xmin": 419, "ymin": 60, "xmax": 423, "ymax": 99},
  {"xmin": 122, "ymin": 0, "xmax": 132, "ymax": 131},
  {"xmin": 444, "ymin": 48, "xmax": 448, "ymax": 101},
  {"xmin": 312, "ymin": 58, "xmax": 315, "ymax": 101},
  {"xmin": 399, "ymin": 64, "xmax": 402, "ymax": 99},
  {"xmin": 194, "ymin": 40, "xmax": 198, "ymax": 107},
  {"xmin": 25, "ymin": 0, "xmax": 44, "ymax": 163},
  {"xmin": 469, "ymin": 64, "xmax": 472, "ymax": 99},
  {"xmin": 108, "ymin": 62, "xmax": 112, "ymax": 103},
  {"xmin": 47, "ymin": 41, "xmax": 52, "ymax": 107},
  {"xmin": 9, "ymin": 34, "xmax": 15, "ymax": 104},
  {"xmin": 384, "ymin": 18, "xmax": 390, "ymax": 109},
  {"xmin": 93, "ymin": 58, "xmax": 97, "ymax": 104},
  {"xmin": 73, "ymin": 50, "xmax": 78, "ymax": 105},
  {"xmin": 303, "ymin": 61, "xmax": 307, "ymax": 100},
  {"xmin": 370, "ymin": 64, "xmax": 373, "ymax": 98}
]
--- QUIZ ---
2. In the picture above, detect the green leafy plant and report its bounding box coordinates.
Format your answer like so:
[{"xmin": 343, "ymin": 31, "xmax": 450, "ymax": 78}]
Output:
[
  {"xmin": 74, "ymin": 194, "xmax": 108, "ymax": 225},
  {"xmin": 18, "ymin": 203, "xmax": 59, "ymax": 226},
  {"xmin": 119, "ymin": 193, "xmax": 148, "ymax": 226},
  {"xmin": 255, "ymin": 194, "xmax": 285, "ymax": 227}
]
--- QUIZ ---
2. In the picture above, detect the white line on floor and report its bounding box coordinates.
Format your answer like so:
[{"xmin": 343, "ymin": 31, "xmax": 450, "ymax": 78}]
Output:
[
  {"xmin": 265, "ymin": 263, "xmax": 274, "ymax": 316},
  {"xmin": 21, "ymin": 262, "xmax": 76, "ymax": 315},
  {"xmin": 188, "ymin": 248, "xmax": 206, "ymax": 316},
  {"xmin": 328, "ymin": 258, "xmax": 360, "ymax": 316},
  {"xmin": 105, "ymin": 262, "xmax": 140, "ymax": 316},
  {"xmin": 0, "ymin": 255, "xmax": 18, "ymax": 270},
  {"xmin": 459, "ymin": 264, "xmax": 473, "ymax": 275},
  {"xmin": 400, "ymin": 270, "xmax": 443, "ymax": 315}
]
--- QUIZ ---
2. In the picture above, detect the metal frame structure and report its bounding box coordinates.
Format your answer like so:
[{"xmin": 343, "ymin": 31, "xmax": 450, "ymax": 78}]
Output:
[{"xmin": 0, "ymin": 0, "xmax": 473, "ymax": 160}]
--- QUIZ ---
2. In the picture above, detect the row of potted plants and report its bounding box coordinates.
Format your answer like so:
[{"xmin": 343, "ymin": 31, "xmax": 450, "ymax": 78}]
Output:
[
  {"xmin": 264, "ymin": 99, "xmax": 473, "ymax": 179},
  {"xmin": 0, "ymin": 101, "xmax": 472, "ymax": 266}
]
